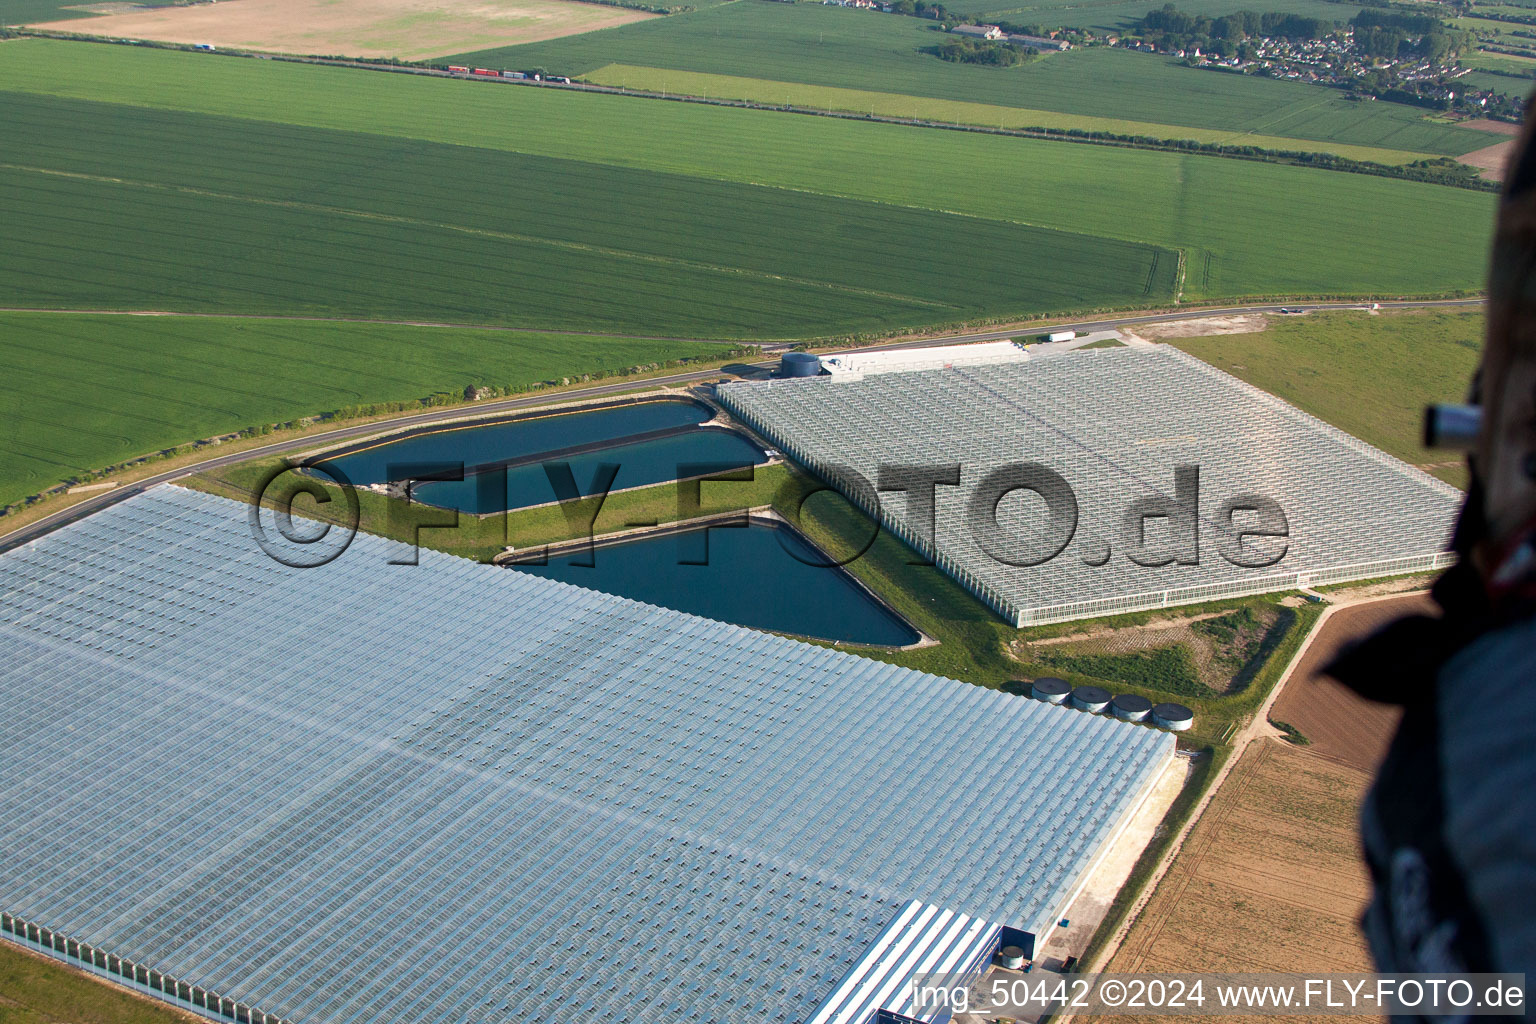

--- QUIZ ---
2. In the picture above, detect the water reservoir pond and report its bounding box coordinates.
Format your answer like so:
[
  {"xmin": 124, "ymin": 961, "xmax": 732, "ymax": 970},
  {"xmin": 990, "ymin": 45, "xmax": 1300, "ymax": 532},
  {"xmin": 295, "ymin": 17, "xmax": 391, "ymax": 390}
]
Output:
[
  {"xmin": 313, "ymin": 398, "xmax": 909, "ymax": 642},
  {"xmin": 319, "ymin": 399, "xmax": 713, "ymax": 486},
  {"xmin": 315, "ymin": 399, "xmax": 765, "ymax": 514},
  {"xmin": 507, "ymin": 520, "xmax": 920, "ymax": 647},
  {"xmin": 414, "ymin": 429, "xmax": 767, "ymax": 514}
]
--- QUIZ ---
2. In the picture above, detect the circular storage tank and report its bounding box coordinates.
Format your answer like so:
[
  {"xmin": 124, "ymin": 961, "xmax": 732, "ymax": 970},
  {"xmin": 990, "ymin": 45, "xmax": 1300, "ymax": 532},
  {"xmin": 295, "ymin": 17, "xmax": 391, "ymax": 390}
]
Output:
[
  {"xmin": 1152, "ymin": 702, "xmax": 1195, "ymax": 731},
  {"xmin": 999, "ymin": 945, "xmax": 1026, "ymax": 970},
  {"xmin": 1030, "ymin": 677, "xmax": 1071, "ymax": 704},
  {"xmin": 1111, "ymin": 693, "xmax": 1153, "ymax": 722},
  {"xmin": 1071, "ymin": 685, "xmax": 1111, "ymax": 713},
  {"xmin": 780, "ymin": 352, "xmax": 822, "ymax": 378}
]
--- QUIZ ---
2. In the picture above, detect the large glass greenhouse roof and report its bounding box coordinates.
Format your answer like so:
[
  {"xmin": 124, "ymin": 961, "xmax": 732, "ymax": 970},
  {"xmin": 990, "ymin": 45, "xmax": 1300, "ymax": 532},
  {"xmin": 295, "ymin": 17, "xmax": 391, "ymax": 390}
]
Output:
[
  {"xmin": 0, "ymin": 486, "xmax": 1171, "ymax": 1024},
  {"xmin": 721, "ymin": 345, "xmax": 1460, "ymax": 625}
]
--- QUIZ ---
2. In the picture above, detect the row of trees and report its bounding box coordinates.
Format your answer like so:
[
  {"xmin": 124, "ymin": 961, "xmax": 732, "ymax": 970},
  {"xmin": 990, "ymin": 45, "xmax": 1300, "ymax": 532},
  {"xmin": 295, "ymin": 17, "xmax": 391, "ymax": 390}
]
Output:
[
  {"xmin": 1352, "ymin": 10, "xmax": 1470, "ymax": 60},
  {"xmin": 1137, "ymin": 5, "xmax": 1335, "ymax": 45},
  {"xmin": 886, "ymin": 0, "xmax": 954, "ymax": 18},
  {"xmin": 924, "ymin": 38, "xmax": 1032, "ymax": 64},
  {"xmin": 1133, "ymin": 3, "xmax": 1469, "ymax": 59},
  {"xmin": 1448, "ymin": 6, "xmax": 1536, "ymax": 26},
  {"xmin": 1007, "ymin": 124, "xmax": 1496, "ymax": 190}
]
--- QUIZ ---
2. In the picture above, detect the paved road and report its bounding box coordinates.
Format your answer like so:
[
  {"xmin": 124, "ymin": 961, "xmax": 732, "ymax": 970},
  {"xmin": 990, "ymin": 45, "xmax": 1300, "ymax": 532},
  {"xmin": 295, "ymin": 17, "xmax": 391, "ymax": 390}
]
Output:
[
  {"xmin": 0, "ymin": 298, "xmax": 1483, "ymax": 352},
  {"xmin": 851, "ymin": 298, "xmax": 1484, "ymax": 354},
  {"xmin": 0, "ymin": 297, "xmax": 1483, "ymax": 554}
]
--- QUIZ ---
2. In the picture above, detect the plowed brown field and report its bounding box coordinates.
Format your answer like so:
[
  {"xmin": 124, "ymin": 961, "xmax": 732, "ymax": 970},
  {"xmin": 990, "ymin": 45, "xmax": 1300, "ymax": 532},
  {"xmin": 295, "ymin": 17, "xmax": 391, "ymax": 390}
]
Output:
[{"xmin": 1269, "ymin": 594, "xmax": 1433, "ymax": 771}]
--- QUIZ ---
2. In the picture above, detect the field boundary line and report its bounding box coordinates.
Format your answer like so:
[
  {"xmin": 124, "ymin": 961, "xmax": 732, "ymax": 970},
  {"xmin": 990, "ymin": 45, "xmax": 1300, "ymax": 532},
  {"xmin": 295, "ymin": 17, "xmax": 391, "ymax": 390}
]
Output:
[
  {"xmin": 1182, "ymin": 867, "xmax": 1367, "ymax": 910},
  {"xmin": 1291, "ymin": 746, "xmax": 1386, "ymax": 773},
  {"xmin": 1169, "ymin": 929, "xmax": 1373, "ymax": 973},
  {"xmin": 675, "ymin": 173, "xmax": 1179, "ymax": 252},
  {"xmin": 1225, "ymin": 92, "xmax": 1338, "ymax": 146},
  {"xmin": 0, "ymin": 307, "xmax": 740, "ymax": 343}
]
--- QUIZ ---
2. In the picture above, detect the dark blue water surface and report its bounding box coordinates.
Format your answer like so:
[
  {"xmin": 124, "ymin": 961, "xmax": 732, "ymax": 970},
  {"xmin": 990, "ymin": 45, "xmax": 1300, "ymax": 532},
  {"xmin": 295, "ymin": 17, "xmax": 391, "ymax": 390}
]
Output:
[
  {"xmin": 507, "ymin": 521, "xmax": 921, "ymax": 647},
  {"xmin": 321, "ymin": 400, "xmax": 711, "ymax": 486},
  {"xmin": 413, "ymin": 429, "xmax": 767, "ymax": 513}
]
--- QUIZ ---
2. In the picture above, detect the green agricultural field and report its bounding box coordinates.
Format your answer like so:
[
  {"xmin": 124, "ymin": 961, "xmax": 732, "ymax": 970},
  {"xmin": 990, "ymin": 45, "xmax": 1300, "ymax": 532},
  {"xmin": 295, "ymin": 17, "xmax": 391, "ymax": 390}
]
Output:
[
  {"xmin": 0, "ymin": 0, "xmax": 94, "ymax": 24},
  {"xmin": 1468, "ymin": 4, "xmax": 1536, "ymax": 21},
  {"xmin": 0, "ymin": 41, "xmax": 1497, "ymax": 302},
  {"xmin": 587, "ymin": 63, "xmax": 1434, "ymax": 162},
  {"xmin": 456, "ymin": 0, "xmax": 1501, "ymax": 156},
  {"xmin": 0, "ymin": 40, "xmax": 1495, "ymax": 500},
  {"xmin": 0, "ymin": 311, "xmax": 740, "ymax": 507},
  {"xmin": 1460, "ymin": 68, "xmax": 1534, "ymax": 97},
  {"xmin": 0, "ymin": 944, "xmax": 188, "ymax": 1023},
  {"xmin": 1173, "ymin": 308, "xmax": 1483, "ymax": 485},
  {"xmin": 1465, "ymin": 49, "xmax": 1536, "ymax": 72},
  {"xmin": 1455, "ymin": 13, "xmax": 1536, "ymax": 42},
  {"xmin": 0, "ymin": 90, "xmax": 1175, "ymax": 334}
]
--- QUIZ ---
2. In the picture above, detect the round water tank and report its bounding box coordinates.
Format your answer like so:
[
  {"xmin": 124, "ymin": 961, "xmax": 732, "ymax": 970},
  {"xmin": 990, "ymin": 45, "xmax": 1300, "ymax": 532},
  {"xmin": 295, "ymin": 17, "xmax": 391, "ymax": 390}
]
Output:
[
  {"xmin": 1071, "ymin": 685, "xmax": 1111, "ymax": 713},
  {"xmin": 780, "ymin": 352, "xmax": 821, "ymax": 377},
  {"xmin": 1030, "ymin": 677, "xmax": 1070, "ymax": 704},
  {"xmin": 999, "ymin": 945, "xmax": 1026, "ymax": 970},
  {"xmin": 1152, "ymin": 702, "xmax": 1195, "ymax": 731},
  {"xmin": 1111, "ymin": 693, "xmax": 1153, "ymax": 722}
]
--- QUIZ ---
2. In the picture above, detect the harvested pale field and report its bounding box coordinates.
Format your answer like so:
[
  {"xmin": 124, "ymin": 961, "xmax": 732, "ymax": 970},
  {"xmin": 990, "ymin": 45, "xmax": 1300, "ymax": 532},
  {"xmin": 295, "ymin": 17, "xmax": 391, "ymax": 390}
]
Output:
[
  {"xmin": 31, "ymin": 0, "xmax": 654, "ymax": 59},
  {"xmin": 1104, "ymin": 739, "xmax": 1380, "ymax": 1024},
  {"xmin": 1455, "ymin": 119, "xmax": 1520, "ymax": 180},
  {"xmin": 1460, "ymin": 139, "xmax": 1516, "ymax": 181},
  {"xmin": 1268, "ymin": 594, "xmax": 1433, "ymax": 771},
  {"xmin": 1122, "ymin": 314, "xmax": 1269, "ymax": 343},
  {"xmin": 1459, "ymin": 118, "xmax": 1522, "ymax": 136}
]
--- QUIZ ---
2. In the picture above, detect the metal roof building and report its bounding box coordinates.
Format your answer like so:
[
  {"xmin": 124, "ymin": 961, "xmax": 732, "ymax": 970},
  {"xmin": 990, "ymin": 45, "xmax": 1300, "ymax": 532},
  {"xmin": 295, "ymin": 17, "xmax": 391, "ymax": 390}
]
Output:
[
  {"xmin": 818, "ymin": 341, "xmax": 1030, "ymax": 379},
  {"xmin": 720, "ymin": 345, "xmax": 1459, "ymax": 625},
  {"xmin": 0, "ymin": 486, "xmax": 1172, "ymax": 1024}
]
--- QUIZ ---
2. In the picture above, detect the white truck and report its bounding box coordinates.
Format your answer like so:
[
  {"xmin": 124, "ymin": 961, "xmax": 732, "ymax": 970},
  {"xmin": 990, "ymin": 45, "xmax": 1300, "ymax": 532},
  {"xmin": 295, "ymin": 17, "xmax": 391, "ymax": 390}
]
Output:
[{"xmin": 1046, "ymin": 330, "xmax": 1076, "ymax": 343}]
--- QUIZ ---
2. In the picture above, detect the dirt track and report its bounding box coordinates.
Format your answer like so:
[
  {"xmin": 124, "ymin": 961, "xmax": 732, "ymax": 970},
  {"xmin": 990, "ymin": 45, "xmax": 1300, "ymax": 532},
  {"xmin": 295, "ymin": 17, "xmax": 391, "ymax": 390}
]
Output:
[
  {"xmin": 1120, "ymin": 314, "xmax": 1269, "ymax": 343},
  {"xmin": 1268, "ymin": 594, "xmax": 1433, "ymax": 772}
]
